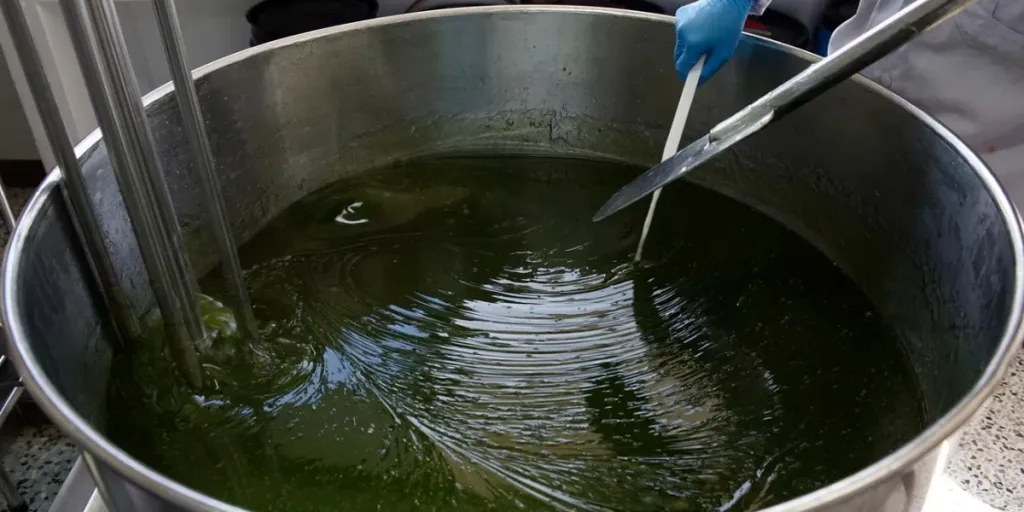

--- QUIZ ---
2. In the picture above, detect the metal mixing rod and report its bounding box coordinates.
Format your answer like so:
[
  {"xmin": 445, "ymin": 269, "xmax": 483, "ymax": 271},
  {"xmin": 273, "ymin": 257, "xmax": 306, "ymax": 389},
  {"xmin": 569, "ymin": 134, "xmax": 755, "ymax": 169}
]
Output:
[{"xmin": 1, "ymin": 0, "xmax": 261, "ymax": 387}]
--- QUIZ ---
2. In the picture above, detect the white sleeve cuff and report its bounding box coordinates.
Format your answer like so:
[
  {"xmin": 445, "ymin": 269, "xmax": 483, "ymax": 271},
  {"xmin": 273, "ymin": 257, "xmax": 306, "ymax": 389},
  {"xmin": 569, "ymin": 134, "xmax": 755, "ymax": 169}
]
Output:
[{"xmin": 749, "ymin": 0, "xmax": 771, "ymax": 16}]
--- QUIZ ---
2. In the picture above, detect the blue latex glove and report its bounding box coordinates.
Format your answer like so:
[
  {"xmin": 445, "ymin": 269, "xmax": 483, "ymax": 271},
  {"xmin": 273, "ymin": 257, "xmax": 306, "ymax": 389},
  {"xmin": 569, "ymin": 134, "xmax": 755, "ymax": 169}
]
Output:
[{"xmin": 674, "ymin": 0, "xmax": 753, "ymax": 84}]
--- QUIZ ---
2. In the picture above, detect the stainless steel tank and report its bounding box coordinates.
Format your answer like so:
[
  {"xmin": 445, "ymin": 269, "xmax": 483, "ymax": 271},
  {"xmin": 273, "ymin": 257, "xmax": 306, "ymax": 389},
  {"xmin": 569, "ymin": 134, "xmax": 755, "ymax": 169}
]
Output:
[{"xmin": 3, "ymin": 7, "xmax": 1022, "ymax": 512}]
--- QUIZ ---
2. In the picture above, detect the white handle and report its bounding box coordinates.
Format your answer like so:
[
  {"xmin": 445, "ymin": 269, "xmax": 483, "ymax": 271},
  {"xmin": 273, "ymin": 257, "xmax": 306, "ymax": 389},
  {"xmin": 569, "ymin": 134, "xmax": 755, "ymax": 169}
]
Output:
[{"xmin": 634, "ymin": 56, "xmax": 704, "ymax": 262}]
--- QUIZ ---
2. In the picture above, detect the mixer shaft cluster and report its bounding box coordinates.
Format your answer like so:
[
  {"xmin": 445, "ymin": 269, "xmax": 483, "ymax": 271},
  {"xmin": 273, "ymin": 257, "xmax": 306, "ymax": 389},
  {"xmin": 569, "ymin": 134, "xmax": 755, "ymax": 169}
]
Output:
[{"xmin": 1, "ymin": 0, "xmax": 259, "ymax": 387}]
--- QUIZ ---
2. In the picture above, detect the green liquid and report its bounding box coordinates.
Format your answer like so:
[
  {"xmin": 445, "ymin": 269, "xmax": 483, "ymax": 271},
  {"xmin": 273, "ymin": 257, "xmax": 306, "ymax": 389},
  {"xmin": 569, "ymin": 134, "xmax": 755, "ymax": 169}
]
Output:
[{"xmin": 106, "ymin": 156, "xmax": 926, "ymax": 511}]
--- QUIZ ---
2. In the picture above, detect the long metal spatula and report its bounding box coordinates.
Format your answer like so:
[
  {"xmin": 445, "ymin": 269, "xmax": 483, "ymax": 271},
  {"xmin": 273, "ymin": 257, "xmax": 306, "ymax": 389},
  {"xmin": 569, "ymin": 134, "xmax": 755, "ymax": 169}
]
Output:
[{"xmin": 593, "ymin": 0, "xmax": 978, "ymax": 222}]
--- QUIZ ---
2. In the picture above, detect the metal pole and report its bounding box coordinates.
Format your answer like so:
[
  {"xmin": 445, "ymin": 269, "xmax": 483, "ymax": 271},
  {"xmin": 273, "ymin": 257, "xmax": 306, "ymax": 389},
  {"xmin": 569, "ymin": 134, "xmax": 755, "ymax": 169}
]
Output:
[
  {"xmin": 78, "ymin": 0, "xmax": 206, "ymax": 342},
  {"xmin": 1, "ymin": 0, "xmax": 140, "ymax": 342},
  {"xmin": 153, "ymin": 0, "xmax": 261, "ymax": 341},
  {"xmin": 59, "ymin": 0, "xmax": 203, "ymax": 388},
  {"xmin": 0, "ymin": 179, "xmax": 15, "ymax": 232}
]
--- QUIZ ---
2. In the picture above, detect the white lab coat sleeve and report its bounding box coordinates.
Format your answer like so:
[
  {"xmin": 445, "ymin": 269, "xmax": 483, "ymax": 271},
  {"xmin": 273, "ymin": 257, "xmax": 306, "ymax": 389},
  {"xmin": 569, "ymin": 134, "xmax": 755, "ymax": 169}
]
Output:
[
  {"xmin": 829, "ymin": 0, "xmax": 1024, "ymax": 205},
  {"xmin": 829, "ymin": 0, "xmax": 906, "ymax": 55},
  {"xmin": 750, "ymin": 0, "xmax": 771, "ymax": 16}
]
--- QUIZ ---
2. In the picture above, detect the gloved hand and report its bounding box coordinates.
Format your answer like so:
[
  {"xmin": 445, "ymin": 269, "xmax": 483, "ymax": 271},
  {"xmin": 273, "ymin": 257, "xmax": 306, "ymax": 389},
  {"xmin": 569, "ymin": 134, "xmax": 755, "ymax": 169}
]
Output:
[{"xmin": 674, "ymin": 0, "xmax": 753, "ymax": 84}]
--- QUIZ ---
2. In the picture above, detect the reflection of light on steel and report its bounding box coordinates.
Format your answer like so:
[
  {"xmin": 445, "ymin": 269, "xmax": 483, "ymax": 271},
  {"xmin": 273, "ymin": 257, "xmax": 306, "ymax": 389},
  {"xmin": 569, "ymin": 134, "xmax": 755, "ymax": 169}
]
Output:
[{"xmin": 335, "ymin": 201, "xmax": 369, "ymax": 225}]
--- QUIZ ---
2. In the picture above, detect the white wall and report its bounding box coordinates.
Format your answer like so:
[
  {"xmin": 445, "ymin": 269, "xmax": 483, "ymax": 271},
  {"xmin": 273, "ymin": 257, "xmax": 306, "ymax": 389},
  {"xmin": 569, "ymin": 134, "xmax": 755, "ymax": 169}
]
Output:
[
  {"xmin": 0, "ymin": 0, "xmax": 257, "ymax": 171},
  {"xmin": 113, "ymin": 0, "xmax": 257, "ymax": 99},
  {"xmin": 0, "ymin": 46, "xmax": 38, "ymax": 160}
]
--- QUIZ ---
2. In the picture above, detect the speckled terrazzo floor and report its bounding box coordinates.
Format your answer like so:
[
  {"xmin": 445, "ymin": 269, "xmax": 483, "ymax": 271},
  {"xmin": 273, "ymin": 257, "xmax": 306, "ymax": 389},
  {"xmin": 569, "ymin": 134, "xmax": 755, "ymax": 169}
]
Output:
[
  {"xmin": 1, "ymin": 423, "xmax": 80, "ymax": 512},
  {"xmin": 0, "ymin": 184, "xmax": 1022, "ymax": 511},
  {"xmin": 0, "ymin": 185, "xmax": 81, "ymax": 512},
  {"xmin": 947, "ymin": 350, "xmax": 1024, "ymax": 510}
]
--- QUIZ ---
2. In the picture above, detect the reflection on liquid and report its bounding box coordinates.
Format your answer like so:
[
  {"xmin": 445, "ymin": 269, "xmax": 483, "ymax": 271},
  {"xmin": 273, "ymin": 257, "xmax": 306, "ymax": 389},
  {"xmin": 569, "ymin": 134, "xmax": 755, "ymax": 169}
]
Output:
[{"xmin": 107, "ymin": 157, "xmax": 926, "ymax": 511}]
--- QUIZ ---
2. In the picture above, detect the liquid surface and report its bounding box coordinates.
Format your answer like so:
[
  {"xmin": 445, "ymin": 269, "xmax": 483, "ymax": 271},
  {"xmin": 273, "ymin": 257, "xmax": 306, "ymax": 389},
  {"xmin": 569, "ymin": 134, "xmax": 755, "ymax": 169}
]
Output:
[{"xmin": 107, "ymin": 157, "xmax": 925, "ymax": 511}]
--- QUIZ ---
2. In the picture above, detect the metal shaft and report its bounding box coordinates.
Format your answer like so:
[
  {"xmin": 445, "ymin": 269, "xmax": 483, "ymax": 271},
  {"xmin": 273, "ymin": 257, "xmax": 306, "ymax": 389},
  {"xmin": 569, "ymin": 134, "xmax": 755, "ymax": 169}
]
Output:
[
  {"xmin": 59, "ymin": 0, "xmax": 204, "ymax": 387},
  {"xmin": 153, "ymin": 0, "xmax": 261, "ymax": 341},
  {"xmin": 1, "ymin": 0, "xmax": 140, "ymax": 343},
  {"xmin": 0, "ymin": 178, "xmax": 15, "ymax": 232},
  {"xmin": 81, "ymin": 0, "xmax": 206, "ymax": 342}
]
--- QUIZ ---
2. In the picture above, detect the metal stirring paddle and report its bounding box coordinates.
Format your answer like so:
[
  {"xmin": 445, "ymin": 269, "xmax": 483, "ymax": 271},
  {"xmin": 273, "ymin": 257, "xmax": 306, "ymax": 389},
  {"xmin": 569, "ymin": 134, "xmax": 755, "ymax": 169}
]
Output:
[{"xmin": 593, "ymin": 0, "xmax": 978, "ymax": 222}]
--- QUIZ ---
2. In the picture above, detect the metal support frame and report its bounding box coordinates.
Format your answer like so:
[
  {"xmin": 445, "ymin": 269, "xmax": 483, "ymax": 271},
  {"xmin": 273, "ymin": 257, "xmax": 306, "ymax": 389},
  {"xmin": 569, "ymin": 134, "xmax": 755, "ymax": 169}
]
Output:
[{"xmin": 0, "ymin": 354, "xmax": 25, "ymax": 512}]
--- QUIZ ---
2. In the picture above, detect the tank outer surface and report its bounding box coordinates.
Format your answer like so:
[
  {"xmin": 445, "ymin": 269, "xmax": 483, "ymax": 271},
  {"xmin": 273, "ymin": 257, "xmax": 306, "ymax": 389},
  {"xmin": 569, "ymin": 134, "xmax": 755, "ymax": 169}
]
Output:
[{"xmin": 3, "ymin": 7, "xmax": 1022, "ymax": 512}]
